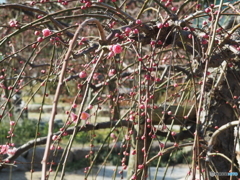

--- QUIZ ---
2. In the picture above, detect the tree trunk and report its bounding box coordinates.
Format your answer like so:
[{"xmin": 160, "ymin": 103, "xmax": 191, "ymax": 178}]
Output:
[
  {"xmin": 127, "ymin": 124, "xmax": 151, "ymax": 180},
  {"xmin": 201, "ymin": 66, "xmax": 240, "ymax": 179}
]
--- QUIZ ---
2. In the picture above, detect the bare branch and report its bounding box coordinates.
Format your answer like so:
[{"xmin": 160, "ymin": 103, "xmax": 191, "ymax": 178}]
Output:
[
  {"xmin": 207, "ymin": 120, "xmax": 239, "ymax": 151},
  {"xmin": 0, "ymin": 120, "xmax": 132, "ymax": 170}
]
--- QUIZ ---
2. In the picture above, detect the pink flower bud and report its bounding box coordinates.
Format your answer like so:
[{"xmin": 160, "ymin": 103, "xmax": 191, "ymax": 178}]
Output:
[
  {"xmin": 52, "ymin": 135, "xmax": 58, "ymax": 141},
  {"xmin": 34, "ymin": 31, "xmax": 40, "ymax": 36},
  {"xmin": 171, "ymin": 7, "xmax": 177, "ymax": 11},
  {"xmin": 10, "ymin": 121, "xmax": 15, "ymax": 126},
  {"xmin": 164, "ymin": 22, "xmax": 169, "ymax": 27},
  {"xmin": 79, "ymin": 71, "xmax": 87, "ymax": 78},
  {"xmin": 139, "ymin": 104, "xmax": 145, "ymax": 109},
  {"xmin": 135, "ymin": 19, "xmax": 142, "ymax": 25},
  {"xmin": 63, "ymin": 131, "xmax": 68, "ymax": 136},
  {"xmin": 37, "ymin": 37, "xmax": 43, "ymax": 42},
  {"xmin": 88, "ymin": 105, "xmax": 93, "ymax": 109},
  {"xmin": 157, "ymin": 23, "xmax": 163, "ymax": 29},
  {"xmin": 70, "ymin": 112, "xmax": 78, "ymax": 122},
  {"xmin": 81, "ymin": 37, "xmax": 87, "ymax": 41},
  {"xmin": 42, "ymin": 28, "xmax": 51, "ymax": 37},
  {"xmin": 125, "ymin": 27, "xmax": 131, "ymax": 34},
  {"xmin": 108, "ymin": 69, "xmax": 116, "ymax": 76},
  {"xmin": 50, "ymin": 144, "xmax": 55, "ymax": 150},
  {"xmin": 72, "ymin": 103, "xmax": 77, "ymax": 108},
  {"xmin": 165, "ymin": 2, "xmax": 171, "ymax": 7},
  {"xmin": 132, "ymin": 29, "xmax": 139, "ymax": 34},
  {"xmin": 110, "ymin": 133, "xmax": 117, "ymax": 139},
  {"xmin": 205, "ymin": 8, "xmax": 211, "ymax": 13}
]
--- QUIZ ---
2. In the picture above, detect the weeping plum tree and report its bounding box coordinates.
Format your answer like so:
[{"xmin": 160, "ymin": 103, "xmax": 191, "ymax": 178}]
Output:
[{"xmin": 0, "ymin": 0, "xmax": 240, "ymax": 180}]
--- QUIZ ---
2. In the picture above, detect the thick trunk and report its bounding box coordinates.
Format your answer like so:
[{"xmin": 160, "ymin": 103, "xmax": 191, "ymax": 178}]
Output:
[
  {"xmin": 127, "ymin": 124, "xmax": 151, "ymax": 180},
  {"xmin": 201, "ymin": 68, "xmax": 240, "ymax": 179}
]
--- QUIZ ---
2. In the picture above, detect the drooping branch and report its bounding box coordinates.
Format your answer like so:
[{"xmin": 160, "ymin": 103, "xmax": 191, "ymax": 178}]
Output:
[
  {"xmin": 0, "ymin": 117, "xmax": 197, "ymax": 170},
  {"xmin": 79, "ymin": 18, "xmax": 106, "ymax": 42},
  {"xmin": 0, "ymin": 4, "xmax": 73, "ymax": 40},
  {"xmin": 207, "ymin": 120, "xmax": 239, "ymax": 157},
  {"xmin": 0, "ymin": 120, "xmax": 132, "ymax": 170},
  {"xmin": 41, "ymin": 20, "xmax": 84, "ymax": 179},
  {"xmin": 146, "ymin": 142, "xmax": 194, "ymax": 165}
]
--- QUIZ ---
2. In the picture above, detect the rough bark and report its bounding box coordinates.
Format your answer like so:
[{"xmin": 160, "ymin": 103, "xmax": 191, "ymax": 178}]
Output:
[{"xmin": 202, "ymin": 68, "xmax": 240, "ymax": 179}]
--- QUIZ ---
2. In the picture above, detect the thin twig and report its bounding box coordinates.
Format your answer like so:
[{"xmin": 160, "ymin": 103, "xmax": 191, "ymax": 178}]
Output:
[{"xmin": 79, "ymin": 18, "xmax": 106, "ymax": 41}]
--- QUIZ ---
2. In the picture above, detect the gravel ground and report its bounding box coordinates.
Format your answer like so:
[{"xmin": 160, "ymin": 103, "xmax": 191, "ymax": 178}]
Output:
[{"xmin": 0, "ymin": 165, "xmax": 191, "ymax": 180}]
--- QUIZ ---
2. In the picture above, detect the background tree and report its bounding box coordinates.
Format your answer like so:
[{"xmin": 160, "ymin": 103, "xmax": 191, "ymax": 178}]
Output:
[{"xmin": 0, "ymin": 0, "xmax": 240, "ymax": 180}]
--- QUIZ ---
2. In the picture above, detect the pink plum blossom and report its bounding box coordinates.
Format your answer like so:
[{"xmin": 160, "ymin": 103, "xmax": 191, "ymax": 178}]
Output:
[
  {"xmin": 70, "ymin": 112, "xmax": 78, "ymax": 122},
  {"xmin": 0, "ymin": 145, "xmax": 9, "ymax": 154},
  {"xmin": 80, "ymin": 112, "xmax": 90, "ymax": 120},
  {"xmin": 112, "ymin": 44, "xmax": 122, "ymax": 54},
  {"xmin": 7, "ymin": 147, "xmax": 17, "ymax": 155}
]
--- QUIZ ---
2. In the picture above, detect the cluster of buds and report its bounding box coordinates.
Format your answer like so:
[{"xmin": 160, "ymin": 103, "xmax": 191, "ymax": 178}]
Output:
[{"xmin": 9, "ymin": 19, "xmax": 19, "ymax": 28}]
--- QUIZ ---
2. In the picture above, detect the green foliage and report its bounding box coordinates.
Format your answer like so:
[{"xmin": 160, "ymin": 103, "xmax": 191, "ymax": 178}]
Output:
[
  {"xmin": 0, "ymin": 120, "xmax": 35, "ymax": 145},
  {"xmin": 74, "ymin": 131, "xmax": 90, "ymax": 145},
  {"xmin": 0, "ymin": 124, "xmax": 8, "ymax": 145},
  {"xmin": 0, "ymin": 119, "xmax": 50, "ymax": 146},
  {"xmin": 73, "ymin": 129, "xmax": 112, "ymax": 146},
  {"xmin": 65, "ymin": 158, "xmax": 90, "ymax": 172}
]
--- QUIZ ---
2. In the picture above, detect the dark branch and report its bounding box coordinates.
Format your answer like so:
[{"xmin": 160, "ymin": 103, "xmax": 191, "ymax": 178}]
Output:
[
  {"xmin": 0, "ymin": 120, "xmax": 132, "ymax": 170},
  {"xmin": 156, "ymin": 124, "xmax": 195, "ymax": 142}
]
